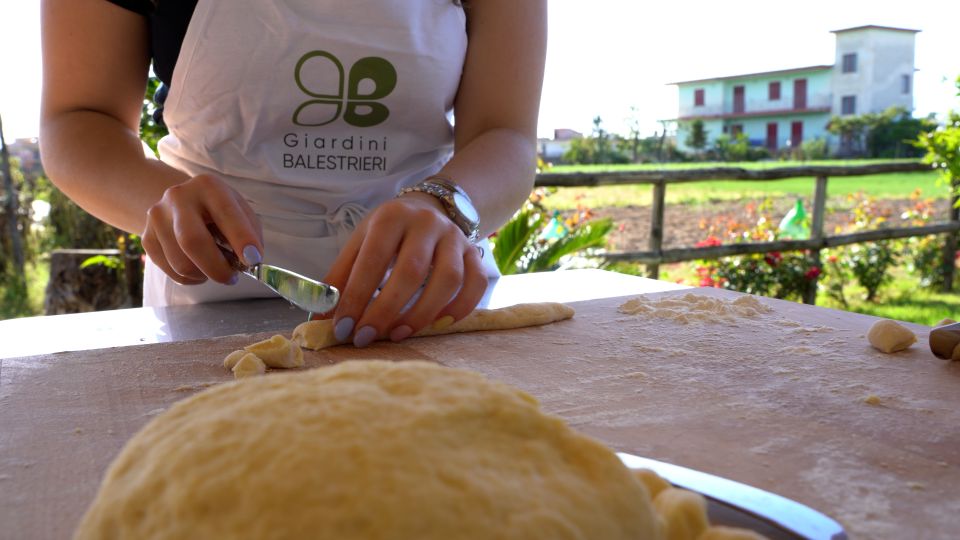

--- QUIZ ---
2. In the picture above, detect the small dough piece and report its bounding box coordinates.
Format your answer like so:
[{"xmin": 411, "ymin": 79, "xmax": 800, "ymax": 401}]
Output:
[
  {"xmin": 866, "ymin": 319, "xmax": 917, "ymax": 353},
  {"xmin": 231, "ymin": 353, "xmax": 266, "ymax": 379},
  {"xmin": 936, "ymin": 318, "xmax": 956, "ymax": 327},
  {"xmin": 634, "ymin": 468, "xmax": 672, "ymax": 499},
  {"xmin": 293, "ymin": 302, "xmax": 575, "ymax": 350},
  {"xmin": 292, "ymin": 320, "xmax": 340, "ymax": 350},
  {"xmin": 222, "ymin": 350, "xmax": 248, "ymax": 370},
  {"xmin": 654, "ymin": 487, "xmax": 709, "ymax": 540},
  {"xmin": 75, "ymin": 361, "xmax": 660, "ymax": 539},
  {"xmin": 244, "ymin": 334, "xmax": 304, "ymax": 368},
  {"xmin": 697, "ymin": 525, "xmax": 768, "ymax": 539}
]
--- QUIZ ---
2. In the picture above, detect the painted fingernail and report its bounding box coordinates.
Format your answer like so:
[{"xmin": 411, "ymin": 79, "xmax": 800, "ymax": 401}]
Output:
[
  {"xmin": 334, "ymin": 317, "xmax": 355, "ymax": 342},
  {"xmin": 227, "ymin": 272, "xmax": 240, "ymax": 285},
  {"xmin": 432, "ymin": 315, "xmax": 455, "ymax": 331},
  {"xmin": 242, "ymin": 244, "xmax": 262, "ymax": 266},
  {"xmin": 353, "ymin": 326, "xmax": 377, "ymax": 348},
  {"xmin": 389, "ymin": 325, "xmax": 413, "ymax": 342}
]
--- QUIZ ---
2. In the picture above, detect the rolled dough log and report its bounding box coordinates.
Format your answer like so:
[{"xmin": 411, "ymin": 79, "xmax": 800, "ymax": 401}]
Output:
[
  {"xmin": 866, "ymin": 319, "xmax": 917, "ymax": 353},
  {"xmin": 74, "ymin": 360, "xmax": 659, "ymax": 539},
  {"xmin": 293, "ymin": 302, "xmax": 575, "ymax": 350}
]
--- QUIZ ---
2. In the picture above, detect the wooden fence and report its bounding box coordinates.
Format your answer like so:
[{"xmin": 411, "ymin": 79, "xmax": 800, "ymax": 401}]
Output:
[{"xmin": 535, "ymin": 161, "xmax": 956, "ymax": 304}]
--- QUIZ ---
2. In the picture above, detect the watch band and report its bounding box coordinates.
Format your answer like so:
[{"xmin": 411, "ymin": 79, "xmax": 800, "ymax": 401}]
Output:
[{"xmin": 398, "ymin": 176, "xmax": 480, "ymax": 242}]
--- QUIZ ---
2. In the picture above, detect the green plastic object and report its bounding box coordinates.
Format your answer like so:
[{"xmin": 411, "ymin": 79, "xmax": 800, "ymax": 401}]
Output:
[
  {"xmin": 779, "ymin": 199, "xmax": 810, "ymax": 239},
  {"xmin": 539, "ymin": 210, "xmax": 568, "ymax": 240}
]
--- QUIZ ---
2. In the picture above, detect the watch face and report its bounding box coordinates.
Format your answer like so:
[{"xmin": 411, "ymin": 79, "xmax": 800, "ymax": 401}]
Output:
[{"xmin": 452, "ymin": 192, "xmax": 480, "ymax": 224}]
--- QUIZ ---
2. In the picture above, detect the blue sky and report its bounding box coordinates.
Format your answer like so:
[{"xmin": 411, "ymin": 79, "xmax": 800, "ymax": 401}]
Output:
[{"xmin": 2, "ymin": 1, "xmax": 958, "ymax": 141}]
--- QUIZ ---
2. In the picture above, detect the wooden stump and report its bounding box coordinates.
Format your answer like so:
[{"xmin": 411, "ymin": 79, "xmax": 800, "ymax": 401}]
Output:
[{"xmin": 44, "ymin": 249, "xmax": 129, "ymax": 315}]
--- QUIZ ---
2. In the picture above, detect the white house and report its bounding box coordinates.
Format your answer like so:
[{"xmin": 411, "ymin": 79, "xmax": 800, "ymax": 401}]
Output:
[{"xmin": 671, "ymin": 25, "xmax": 919, "ymax": 154}]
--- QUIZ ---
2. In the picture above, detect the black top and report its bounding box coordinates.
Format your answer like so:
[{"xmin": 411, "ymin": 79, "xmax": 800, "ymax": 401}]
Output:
[{"xmin": 105, "ymin": 0, "xmax": 197, "ymax": 87}]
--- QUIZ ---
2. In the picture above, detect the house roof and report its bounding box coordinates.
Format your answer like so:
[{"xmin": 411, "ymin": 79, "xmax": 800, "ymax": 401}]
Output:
[
  {"xmin": 668, "ymin": 65, "xmax": 833, "ymax": 86},
  {"xmin": 831, "ymin": 25, "xmax": 920, "ymax": 34}
]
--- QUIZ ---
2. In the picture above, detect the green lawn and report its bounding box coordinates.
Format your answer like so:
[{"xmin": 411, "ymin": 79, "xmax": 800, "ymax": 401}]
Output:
[
  {"xmin": 542, "ymin": 160, "xmax": 943, "ymax": 209},
  {"xmin": 817, "ymin": 271, "xmax": 959, "ymax": 326},
  {"xmin": 0, "ymin": 260, "xmax": 48, "ymax": 319}
]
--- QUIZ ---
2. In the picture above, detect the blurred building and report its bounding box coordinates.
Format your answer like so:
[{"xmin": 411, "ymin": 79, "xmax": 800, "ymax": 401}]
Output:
[
  {"xmin": 671, "ymin": 25, "xmax": 919, "ymax": 153},
  {"xmin": 537, "ymin": 128, "xmax": 583, "ymax": 163}
]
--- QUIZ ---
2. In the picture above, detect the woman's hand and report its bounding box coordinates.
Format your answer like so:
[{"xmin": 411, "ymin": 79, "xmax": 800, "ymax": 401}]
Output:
[
  {"xmin": 323, "ymin": 193, "xmax": 488, "ymax": 347},
  {"xmin": 141, "ymin": 174, "xmax": 264, "ymax": 285}
]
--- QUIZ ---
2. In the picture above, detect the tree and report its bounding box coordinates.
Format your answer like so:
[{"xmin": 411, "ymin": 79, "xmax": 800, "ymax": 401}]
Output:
[
  {"xmin": 622, "ymin": 106, "xmax": 642, "ymax": 162},
  {"xmin": 914, "ymin": 75, "xmax": 960, "ymax": 292},
  {"xmin": 684, "ymin": 119, "xmax": 707, "ymax": 159},
  {"xmin": 561, "ymin": 116, "xmax": 628, "ymax": 165},
  {"xmin": 592, "ymin": 116, "xmax": 613, "ymax": 164},
  {"xmin": 0, "ymin": 114, "xmax": 25, "ymax": 284},
  {"xmin": 827, "ymin": 114, "xmax": 869, "ymax": 156},
  {"xmin": 141, "ymin": 76, "xmax": 169, "ymax": 154},
  {"xmin": 829, "ymin": 106, "xmax": 936, "ymax": 158},
  {"xmin": 866, "ymin": 107, "xmax": 936, "ymax": 158}
]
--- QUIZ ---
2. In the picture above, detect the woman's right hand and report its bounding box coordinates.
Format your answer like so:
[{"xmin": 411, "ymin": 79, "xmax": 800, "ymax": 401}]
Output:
[{"xmin": 141, "ymin": 174, "xmax": 264, "ymax": 285}]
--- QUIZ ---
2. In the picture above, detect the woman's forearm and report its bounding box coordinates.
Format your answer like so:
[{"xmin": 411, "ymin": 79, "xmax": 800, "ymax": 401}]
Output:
[
  {"xmin": 436, "ymin": 127, "xmax": 536, "ymax": 237},
  {"xmin": 40, "ymin": 110, "xmax": 189, "ymax": 234}
]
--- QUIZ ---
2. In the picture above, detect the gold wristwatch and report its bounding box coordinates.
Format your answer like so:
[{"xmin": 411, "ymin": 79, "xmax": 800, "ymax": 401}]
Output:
[{"xmin": 398, "ymin": 176, "xmax": 481, "ymax": 242}]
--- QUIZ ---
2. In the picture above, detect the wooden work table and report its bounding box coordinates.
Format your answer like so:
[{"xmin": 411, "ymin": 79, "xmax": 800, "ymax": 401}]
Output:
[{"xmin": 1, "ymin": 270, "xmax": 957, "ymax": 539}]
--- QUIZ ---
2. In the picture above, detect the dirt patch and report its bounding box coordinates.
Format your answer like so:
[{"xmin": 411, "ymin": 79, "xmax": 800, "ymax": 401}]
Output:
[{"xmin": 592, "ymin": 198, "xmax": 950, "ymax": 253}]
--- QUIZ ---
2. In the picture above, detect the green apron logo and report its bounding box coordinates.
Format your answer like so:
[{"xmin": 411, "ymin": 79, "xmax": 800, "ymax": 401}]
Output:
[{"xmin": 293, "ymin": 51, "xmax": 397, "ymax": 127}]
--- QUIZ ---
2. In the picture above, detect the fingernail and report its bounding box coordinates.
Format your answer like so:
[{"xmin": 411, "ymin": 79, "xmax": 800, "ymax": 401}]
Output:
[
  {"xmin": 227, "ymin": 272, "xmax": 240, "ymax": 285},
  {"xmin": 353, "ymin": 326, "xmax": 377, "ymax": 348},
  {"xmin": 242, "ymin": 244, "xmax": 262, "ymax": 266},
  {"xmin": 389, "ymin": 325, "xmax": 413, "ymax": 342},
  {"xmin": 334, "ymin": 317, "xmax": 355, "ymax": 342},
  {"xmin": 432, "ymin": 315, "xmax": 455, "ymax": 331}
]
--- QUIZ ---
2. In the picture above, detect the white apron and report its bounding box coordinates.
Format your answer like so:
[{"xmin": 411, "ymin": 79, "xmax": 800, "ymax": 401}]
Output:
[{"xmin": 145, "ymin": 0, "xmax": 498, "ymax": 306}]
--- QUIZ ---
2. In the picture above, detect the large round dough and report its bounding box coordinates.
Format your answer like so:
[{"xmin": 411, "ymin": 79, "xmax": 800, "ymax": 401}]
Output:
[{"xmin": 75, "ymin": 361, "xmax": 661, "ymax": 539}]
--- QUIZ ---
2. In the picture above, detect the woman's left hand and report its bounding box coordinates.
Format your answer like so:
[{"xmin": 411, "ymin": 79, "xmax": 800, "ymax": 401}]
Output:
[{"xmin": 322, "ymin": 192, "xmax": 488, "ymax": 347}]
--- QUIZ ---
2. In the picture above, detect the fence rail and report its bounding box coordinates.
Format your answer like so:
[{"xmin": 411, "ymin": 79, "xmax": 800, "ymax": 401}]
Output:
[{"xmin": 534, "ymin": 161, "xmax": 955, "ymax": 304}]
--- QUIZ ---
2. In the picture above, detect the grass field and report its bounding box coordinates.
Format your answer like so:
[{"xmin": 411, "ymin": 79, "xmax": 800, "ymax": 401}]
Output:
[{"xmin": 542, "ymin": 160, "xmax": 943, "ymax": 209}]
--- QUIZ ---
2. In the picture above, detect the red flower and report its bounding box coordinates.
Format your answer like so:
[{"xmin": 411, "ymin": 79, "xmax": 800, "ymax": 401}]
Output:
[
  {"xmin": 699, "ymin": 277, "xmax": 715, "ymax": 287},
  {"xmin": 827, "ymin": 255, "xmax": 838, "ymax": 263},
  {"xmin": 804, "ymin": 267, "xmax": 821, "ymax": 280},
  {"xmin": 695, "ymin": 236, "xmax": 722, "ymax": 248},
  {"xmin": 764, "ymin": 252, "xmax": 782, "ymax": 266}
]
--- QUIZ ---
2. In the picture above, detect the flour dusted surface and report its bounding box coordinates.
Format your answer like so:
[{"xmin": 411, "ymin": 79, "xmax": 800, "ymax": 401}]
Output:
[{"xmin": 618, "ymin": 293, "xmax": 772, "ymax": 324}]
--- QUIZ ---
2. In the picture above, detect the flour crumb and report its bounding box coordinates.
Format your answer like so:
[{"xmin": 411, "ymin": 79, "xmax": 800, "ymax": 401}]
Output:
[
  {"xmin": 863, "ymin": 395, "xmax": 882, "ymax": 406},
  {"xmin": 618, "ymin": 293, "xmax": 772, "ymax": 324},
  {"xmin": 624, "ymin": 371, "xmax": 649, "ymax": 379},
  {"xmin": 73, "ymin": 427, "xmax": 83, "ymax": 435},
  {"xmin": 908, "ymin": 482, "xmax": 925, "ymax": 491}
]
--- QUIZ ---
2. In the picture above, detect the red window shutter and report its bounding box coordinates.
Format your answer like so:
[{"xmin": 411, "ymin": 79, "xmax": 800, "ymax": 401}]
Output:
[
  {"xmin": 791, "ymin": 121, "xmax": 803, "ymax": 147},
  {"xmin": 694, "ymin": 89, "xmax": 705, "ymax": 107},
  {"xmin": 769, "ymin": 82, "xmax": 781, "ymax": 100}
]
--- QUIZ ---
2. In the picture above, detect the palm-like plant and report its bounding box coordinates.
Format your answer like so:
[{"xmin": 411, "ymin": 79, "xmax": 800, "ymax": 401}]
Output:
[{"xmin": 491, "ymin": 201, "xmax": 613, "ymax": 275}]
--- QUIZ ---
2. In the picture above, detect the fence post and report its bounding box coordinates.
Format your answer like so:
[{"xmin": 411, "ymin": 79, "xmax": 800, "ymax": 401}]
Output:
[
  {"xmin": 941, "ymin": 185, "xmax": 959, "ymax": 292},
  {"xmin": 647, "ymin": 180, "xmax": 666, "ymax": 279},
  {"xmin": 803, "ymin": 175, "xmax": 828, "ymax": 305}
]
